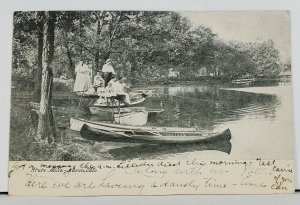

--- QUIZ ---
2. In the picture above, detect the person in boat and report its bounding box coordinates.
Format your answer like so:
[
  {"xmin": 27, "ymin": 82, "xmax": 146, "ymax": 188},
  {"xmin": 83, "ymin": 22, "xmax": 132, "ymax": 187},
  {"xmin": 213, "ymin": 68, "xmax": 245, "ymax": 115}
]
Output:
[
  {"xmin": 102, "ymin": 59, "xmax": 116, "ymax": 87},
  {"xmin": 94, "ymin": 73, "xmax": 106, "ymax": 103},
  {"xmin": 100, "ymin": 77, "xmax": 117, "ymax": 105},
  {"xmin": 73, "ymin": 61, "xmax": 92, "ymax": 93},
  {"xmin": 110, "ymin": 77, "xmax": 130, "ymax": 104},
  {"xmin": 93, "ymin": 71, "xmax": 105, "ymax": 92}
]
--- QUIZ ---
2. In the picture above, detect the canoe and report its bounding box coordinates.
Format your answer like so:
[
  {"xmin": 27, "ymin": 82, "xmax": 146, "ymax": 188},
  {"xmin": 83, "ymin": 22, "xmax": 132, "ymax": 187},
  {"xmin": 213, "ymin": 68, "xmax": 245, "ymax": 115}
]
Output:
[
  {"xmin": 70, "ymin": 117, "xmax": 231, "ymax": 144},
  {"xmin": 80, "ymin": 124, "xmax": 231, "ymax": 144},
  {"xmin": 70, "ymin": 118, "xmax": 197, "ymax": 132}
]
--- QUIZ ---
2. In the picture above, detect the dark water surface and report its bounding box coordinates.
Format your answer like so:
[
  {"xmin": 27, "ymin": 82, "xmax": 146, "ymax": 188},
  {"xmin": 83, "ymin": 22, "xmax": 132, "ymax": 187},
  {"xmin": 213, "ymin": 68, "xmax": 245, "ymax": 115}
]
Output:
[{"xmin": 57, "ymin": 81, "xmax": 293, "ymax": 160}]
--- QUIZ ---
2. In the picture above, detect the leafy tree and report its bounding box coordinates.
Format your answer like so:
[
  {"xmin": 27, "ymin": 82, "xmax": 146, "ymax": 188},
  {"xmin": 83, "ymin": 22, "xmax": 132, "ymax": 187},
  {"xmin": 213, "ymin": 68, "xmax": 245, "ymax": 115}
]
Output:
[
  {"xmin": 248, "ymin": 40, "xmax": 281, "ymax": 78},
  {"xmin": 12, "ymin": 11, "xmax": 285, "ymax": 91},
  {"xmin": 12, "ymin": 12, "xmax": 40, "ymax": 95}
]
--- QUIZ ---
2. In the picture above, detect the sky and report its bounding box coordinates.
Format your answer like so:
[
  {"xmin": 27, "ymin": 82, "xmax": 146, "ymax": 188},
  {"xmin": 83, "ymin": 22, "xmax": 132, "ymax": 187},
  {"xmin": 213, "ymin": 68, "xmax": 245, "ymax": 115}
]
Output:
[{"xmin": 180, "ymin": 11, "xmax": 291, "ymax": 62}]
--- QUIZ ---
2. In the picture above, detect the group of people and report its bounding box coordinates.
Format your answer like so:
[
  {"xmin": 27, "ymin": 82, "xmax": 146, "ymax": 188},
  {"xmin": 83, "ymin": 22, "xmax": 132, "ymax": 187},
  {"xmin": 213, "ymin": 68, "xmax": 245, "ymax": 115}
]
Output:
[{"xmin": 73, "ymin": 59, "xmax": 130, "ymax": 104}]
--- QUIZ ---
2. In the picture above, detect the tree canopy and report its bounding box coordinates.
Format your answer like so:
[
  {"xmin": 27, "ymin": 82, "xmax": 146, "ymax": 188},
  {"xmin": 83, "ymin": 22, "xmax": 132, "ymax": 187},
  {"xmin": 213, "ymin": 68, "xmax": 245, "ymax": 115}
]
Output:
[{"xmin": 12, "ymin": 11, "xmax": 285, "ymax": 89}]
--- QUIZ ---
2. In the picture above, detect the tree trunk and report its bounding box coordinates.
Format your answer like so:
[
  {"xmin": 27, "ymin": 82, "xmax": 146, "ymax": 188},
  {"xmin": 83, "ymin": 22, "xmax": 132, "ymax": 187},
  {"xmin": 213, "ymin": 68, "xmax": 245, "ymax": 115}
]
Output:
[
  {"xmin": 37, "ymin": 11, "xmax": 57, "ymax": 142},
  {"xmin": 63, "ymin": 32, "xmax": 74, "ymax": 78},
  {"xmin": 94, "ymin": 19, "xmax": 102, "ymax": 72},
  {"xmin": 67, "ymin": 50, "xmax": 74, "ymax": 78},
  {"xmin": 32, "ymin": 12, "xmax": 44, "ymax": 103},
  {"xmin": 79, "ymin": 16, "xmax": 84, "ymax": 59},
  {"xmin": 129, "ymin": 58, "xmax": 138, "ymax": 84}
]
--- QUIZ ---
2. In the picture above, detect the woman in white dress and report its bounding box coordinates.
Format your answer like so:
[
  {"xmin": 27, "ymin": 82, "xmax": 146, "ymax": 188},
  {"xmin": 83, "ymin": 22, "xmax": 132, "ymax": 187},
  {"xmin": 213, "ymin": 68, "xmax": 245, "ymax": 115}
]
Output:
[{"xmin": 73, "ymin": 61, "xmax": 92, "ymax": 92}]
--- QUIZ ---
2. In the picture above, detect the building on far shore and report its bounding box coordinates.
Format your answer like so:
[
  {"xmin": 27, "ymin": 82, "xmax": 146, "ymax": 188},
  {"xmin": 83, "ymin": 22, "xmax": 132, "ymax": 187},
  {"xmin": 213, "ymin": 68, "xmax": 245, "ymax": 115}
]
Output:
[
  {"xmin": 196, "ymin": 67, "xmax": 208, "ymax": 77},
  {"xmin": 168, "ymin": 68, "xmax": 180, "ymax": 78},
  {"xmin": 279, "ymin": 70, "xmax": 292, "ymax": 78}
]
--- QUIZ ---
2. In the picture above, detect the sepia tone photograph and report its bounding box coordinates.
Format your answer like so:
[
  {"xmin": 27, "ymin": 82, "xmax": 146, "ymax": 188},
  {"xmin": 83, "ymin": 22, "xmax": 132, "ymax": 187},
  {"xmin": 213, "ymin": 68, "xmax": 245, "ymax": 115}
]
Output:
[{"xmin": 9, "ymin": 10, "xmax": 293, "ymax": 161}]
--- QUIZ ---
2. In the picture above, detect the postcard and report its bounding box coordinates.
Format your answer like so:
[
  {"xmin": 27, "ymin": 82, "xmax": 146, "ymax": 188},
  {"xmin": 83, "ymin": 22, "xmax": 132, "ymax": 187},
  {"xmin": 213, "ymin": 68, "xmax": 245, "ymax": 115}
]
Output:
[{"xmin": 8, "ymin": 10, "xmax": 295, "ymax": 195}]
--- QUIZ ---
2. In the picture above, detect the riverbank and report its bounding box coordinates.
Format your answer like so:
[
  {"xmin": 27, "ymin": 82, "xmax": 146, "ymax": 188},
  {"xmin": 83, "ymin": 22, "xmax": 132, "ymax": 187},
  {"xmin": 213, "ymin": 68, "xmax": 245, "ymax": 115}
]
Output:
[
  {"xmin": 9, "ymin": 100, "xmax": 112, "ymax": 161},
  {"xmin": 11, "ymin": 75, "xmax": 290, "ymax": 92}
]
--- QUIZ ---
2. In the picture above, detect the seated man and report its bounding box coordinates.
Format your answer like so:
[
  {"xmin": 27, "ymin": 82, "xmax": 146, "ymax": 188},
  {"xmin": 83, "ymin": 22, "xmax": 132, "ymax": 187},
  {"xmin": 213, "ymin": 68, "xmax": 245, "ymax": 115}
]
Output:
[{"xmin": 111, "ymin": 77, "xmax": 130, "ymax": 104}]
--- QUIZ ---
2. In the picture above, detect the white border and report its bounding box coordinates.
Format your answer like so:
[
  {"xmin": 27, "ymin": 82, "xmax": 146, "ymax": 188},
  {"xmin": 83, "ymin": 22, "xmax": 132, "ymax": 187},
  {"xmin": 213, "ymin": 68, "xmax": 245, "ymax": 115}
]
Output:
[{"xmin": 0, "ymin": 0, "xmax": 299, "ymax": 192}]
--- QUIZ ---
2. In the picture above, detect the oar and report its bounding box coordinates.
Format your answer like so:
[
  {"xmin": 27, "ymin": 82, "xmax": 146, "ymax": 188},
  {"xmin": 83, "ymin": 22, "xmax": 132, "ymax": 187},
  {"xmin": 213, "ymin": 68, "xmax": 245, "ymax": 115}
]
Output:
[{"xmin": 118, "ymin": 99, "xmax": 121, "ymax": 124}]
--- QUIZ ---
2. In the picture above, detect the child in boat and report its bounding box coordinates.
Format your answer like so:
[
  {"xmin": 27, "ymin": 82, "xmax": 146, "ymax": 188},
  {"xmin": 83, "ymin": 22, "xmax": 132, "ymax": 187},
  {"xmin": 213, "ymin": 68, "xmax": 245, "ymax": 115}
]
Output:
[
  {"xmin": 103, "ymin": 77, "xmax": 117, "ymax": 105},
  {"xmin": 94, "ymin": 79, "xmax": 113, "ymax": 105},
  {"xmin": 95, "ymin": 81, "xmax": 106, "ymax": 103},
  {"xmin": 93, "ymin": 72, "xmax": 105, "ymax": 93}
]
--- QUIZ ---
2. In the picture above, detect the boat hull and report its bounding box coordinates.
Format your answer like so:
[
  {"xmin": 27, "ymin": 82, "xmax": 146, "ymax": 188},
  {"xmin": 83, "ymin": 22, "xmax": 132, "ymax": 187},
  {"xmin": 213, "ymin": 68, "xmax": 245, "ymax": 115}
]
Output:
[
  {"xmin": 79, "ymin": 123, "xmax": 231, "ymax": 144},
  {"xmin": 108, "ymin": 140, "xmax": 232, "ymax": 160},
  {"xmin": 114, "ymin": 111, "xmax": 148, "ymax": 126},
  {"xmin": 70, "ymin": 118, "xmax": 197, "ymax": 132},
  {"xmin": 89, "ymin": 106, "xmax": 163, "ymax": 115},
  {"xmin": 93, "ymin": 97, "xmax": 146, "ymax": 108}
]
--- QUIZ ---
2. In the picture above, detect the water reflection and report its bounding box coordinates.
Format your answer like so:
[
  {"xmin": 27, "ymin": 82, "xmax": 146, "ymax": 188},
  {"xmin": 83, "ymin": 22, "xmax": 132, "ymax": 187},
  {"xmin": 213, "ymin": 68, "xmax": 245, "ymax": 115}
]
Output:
[
  {"xmin": 142, "ymin": 84, "xmax": 280, "ymax": 132},
  {"xmin": 53, "ymin": 81, "xmax": 292, "ymax": 160},
  {"xmin": 108, "ymin": 140, "xmax": 232, "ymax": 160}
]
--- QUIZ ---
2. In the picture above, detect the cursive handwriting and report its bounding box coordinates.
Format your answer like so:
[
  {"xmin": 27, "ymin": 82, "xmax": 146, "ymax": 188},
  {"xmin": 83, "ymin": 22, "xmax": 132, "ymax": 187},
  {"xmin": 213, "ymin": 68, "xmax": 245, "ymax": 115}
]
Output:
[{"xmin": 8, "ymin": 159, "xmax": 294, "ymax": 195}]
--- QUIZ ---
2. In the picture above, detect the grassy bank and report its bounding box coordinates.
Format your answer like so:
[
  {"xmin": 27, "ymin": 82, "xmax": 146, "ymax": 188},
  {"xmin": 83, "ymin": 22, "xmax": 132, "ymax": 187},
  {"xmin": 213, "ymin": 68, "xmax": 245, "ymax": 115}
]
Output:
[{"xmin": 9, "ymin": 99, "xmax": 108, "ymax": 161}]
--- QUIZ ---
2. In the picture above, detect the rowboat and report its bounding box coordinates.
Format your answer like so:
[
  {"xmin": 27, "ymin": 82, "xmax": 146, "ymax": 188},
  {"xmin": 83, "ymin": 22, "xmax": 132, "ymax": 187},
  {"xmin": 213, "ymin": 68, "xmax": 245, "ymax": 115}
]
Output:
[
  {"xmin": 88, "ymin": 106, "xmax": 163, "ymax": 125},
  {"xmin": 74, "ymin": 91, "xmax": 99, "ymax": 98},
  {"xmin": 70, "ymin": 118, "xmax": 231, "ymax": 144},
  {"xmin": 89, "ymin": 106, "xmax": 163, "ymax": 115},
  {"xmin": 114, "ymin": 111, "xmax": 148, "ymax": 126},
  {"xmin": 93, "ymin": 96, "xmax": 146, "ymax": 108}
]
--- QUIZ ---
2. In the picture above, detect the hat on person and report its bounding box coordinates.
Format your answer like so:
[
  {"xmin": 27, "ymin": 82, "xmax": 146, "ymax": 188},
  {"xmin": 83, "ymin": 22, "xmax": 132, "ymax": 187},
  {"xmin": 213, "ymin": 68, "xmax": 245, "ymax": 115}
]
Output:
[{"xmin": 105, "ymin": 59, "xmax": 111, "ymax": 63}]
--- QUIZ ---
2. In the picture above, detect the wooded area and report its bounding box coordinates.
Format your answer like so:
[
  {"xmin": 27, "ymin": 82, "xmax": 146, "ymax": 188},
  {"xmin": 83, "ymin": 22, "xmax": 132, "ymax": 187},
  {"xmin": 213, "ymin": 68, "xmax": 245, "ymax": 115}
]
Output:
[{"xmin": 12, "ymin": 11, "xmax": 288, "ymax": 91}]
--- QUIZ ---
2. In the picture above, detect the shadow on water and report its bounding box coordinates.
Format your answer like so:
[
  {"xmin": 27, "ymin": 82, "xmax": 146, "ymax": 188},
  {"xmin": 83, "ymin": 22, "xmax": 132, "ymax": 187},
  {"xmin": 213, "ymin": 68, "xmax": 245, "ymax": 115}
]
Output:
[{"xmin": 107, "ymin": 140, "xmax": 232, "ymax": 160}]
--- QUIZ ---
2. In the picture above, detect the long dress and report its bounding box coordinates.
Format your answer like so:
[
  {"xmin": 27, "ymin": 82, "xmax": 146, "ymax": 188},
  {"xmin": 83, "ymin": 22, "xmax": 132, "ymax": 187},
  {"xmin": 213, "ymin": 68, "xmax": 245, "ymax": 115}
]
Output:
[{"xmin": 73, "ymin": 63, "xmax": 92, "ymax": 92}]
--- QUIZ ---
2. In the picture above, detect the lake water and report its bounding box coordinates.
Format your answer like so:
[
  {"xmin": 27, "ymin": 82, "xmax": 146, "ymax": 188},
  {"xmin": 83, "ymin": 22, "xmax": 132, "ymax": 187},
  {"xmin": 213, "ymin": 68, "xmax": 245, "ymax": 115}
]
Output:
[{"xmin": 67, "ymin": 81, "xmax": 294, "ymax": 161}]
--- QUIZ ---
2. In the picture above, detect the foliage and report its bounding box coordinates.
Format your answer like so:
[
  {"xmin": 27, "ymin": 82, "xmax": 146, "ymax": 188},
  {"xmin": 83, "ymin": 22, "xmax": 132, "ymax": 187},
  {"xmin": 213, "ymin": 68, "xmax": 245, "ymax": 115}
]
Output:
[
  {"xmin": 9, "ymin": 101, "xmax": 104, "ymax": 161},
  {"xmin": 12, "ymin": 11, "xmax": 285, "ymax": 89},
  {"xmin": 248, "ymin": 40, "xmax": 282, "ymax": 77}
]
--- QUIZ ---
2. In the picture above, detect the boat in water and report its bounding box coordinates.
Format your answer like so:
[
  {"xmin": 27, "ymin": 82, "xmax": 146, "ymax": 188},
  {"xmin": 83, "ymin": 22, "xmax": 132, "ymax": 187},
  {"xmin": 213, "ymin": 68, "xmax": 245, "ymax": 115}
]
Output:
[
  {"xmin": 231, "ymin": 78, "xmax": 255, "ymax": 84},
  {"xmin": 113, "ymin": 110, "xmax": 148, "ymax": 126},
  {"xmin": 70, "ymin": 118, "xmax": 231, "ymax": 144},
  {"xmin": 89, "ymin": 106, "xmax": 163, "ymax": 115},
  {"xmin": 91, "ymin": 96, "xmax": 146, "ymax": 108},
  {"xmin": 88, "ymin": 107, "xmax": 163, "ymax": 125}
]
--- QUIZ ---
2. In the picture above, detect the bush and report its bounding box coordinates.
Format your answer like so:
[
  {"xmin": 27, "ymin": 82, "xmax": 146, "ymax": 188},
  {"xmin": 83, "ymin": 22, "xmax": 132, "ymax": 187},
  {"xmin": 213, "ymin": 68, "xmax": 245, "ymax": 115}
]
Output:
[
  {"xmin": 9, "ymin": 101, "xmax": 104, "ymax": 161},
  {"xmin": 11, "ymin": 68, "xmax": 35, "ymax": 90},
  {"xmin": 52, "ymin": 81, "xmax": 72, "ymax": 92}
]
